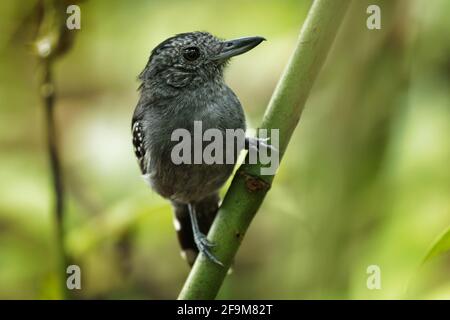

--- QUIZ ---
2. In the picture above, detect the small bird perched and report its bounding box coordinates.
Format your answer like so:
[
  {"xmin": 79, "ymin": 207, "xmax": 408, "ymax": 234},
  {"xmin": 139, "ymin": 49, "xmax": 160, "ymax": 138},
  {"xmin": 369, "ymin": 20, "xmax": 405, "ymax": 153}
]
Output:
[{"xmin": 132, "ymin": 31, "xmax": 265, "ymax": 266}]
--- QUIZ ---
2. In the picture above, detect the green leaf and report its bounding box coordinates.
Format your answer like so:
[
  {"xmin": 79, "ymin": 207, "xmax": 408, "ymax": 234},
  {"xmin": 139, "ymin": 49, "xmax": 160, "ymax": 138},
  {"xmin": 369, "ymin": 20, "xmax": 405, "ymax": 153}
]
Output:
[{"xmin": 422, "ymin": 226, "xmax": 450, "ymax": 264}]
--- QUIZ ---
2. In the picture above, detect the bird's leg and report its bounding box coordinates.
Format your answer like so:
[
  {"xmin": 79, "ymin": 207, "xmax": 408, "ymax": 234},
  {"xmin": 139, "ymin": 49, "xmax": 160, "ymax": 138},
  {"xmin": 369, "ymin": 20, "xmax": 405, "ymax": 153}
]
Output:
[
  {"xmin": 188, "ymin": 203, "xmax": 223, "ymax": 266},
  {"xmin": 245, "ymin": 136, "xmax": 278, "ymax": 153}
]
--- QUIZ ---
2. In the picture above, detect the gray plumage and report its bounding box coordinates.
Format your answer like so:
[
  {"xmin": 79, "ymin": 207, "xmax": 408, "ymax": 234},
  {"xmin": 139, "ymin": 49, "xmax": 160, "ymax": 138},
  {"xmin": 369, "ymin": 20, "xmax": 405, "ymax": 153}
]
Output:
[{"xmin": 132, "ymin": 31, "xmax": 265, "ymax": 266}]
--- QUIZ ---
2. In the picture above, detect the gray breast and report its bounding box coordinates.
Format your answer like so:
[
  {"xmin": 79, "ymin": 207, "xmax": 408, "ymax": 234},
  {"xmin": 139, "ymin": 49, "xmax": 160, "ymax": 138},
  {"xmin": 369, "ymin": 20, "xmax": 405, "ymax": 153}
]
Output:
[{"xmin": 143, "ymin": 84, "xmax": 246, "ymax": 203}]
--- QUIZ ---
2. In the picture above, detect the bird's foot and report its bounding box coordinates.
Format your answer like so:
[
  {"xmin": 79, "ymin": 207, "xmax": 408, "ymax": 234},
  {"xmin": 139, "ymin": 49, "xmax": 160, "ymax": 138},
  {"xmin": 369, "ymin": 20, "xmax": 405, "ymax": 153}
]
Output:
[
  {"xmin": 194, "ymin": 232, "xmax": 223, "ymax": 267},
  {"xmin": 195, "ymin": 232, "xmax": 215, "ymax": 247},
  {"xmin": 245, "ymin": 136, "xmax": 278, "ymax": 153}
]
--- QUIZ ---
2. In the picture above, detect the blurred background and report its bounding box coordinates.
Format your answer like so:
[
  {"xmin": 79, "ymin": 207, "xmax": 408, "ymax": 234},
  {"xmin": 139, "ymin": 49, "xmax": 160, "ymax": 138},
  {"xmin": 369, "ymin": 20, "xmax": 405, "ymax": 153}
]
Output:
[{"xmin": 0, "ymin": 0, "xmax": 449, "ymax": 299}]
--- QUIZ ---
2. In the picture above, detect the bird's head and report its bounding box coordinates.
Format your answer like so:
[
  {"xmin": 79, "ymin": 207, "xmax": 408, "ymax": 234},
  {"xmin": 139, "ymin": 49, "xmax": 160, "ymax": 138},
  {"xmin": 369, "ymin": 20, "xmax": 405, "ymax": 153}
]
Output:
[{"xmin": 139, "ymin": 31, "xmax": 265, "ymax": 91}]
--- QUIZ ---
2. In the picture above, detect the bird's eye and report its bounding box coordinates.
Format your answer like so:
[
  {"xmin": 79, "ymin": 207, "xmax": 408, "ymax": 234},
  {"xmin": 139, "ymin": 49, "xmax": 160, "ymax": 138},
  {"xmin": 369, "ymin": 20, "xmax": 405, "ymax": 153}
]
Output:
[{"xmin": 182, "ymin": 47, "xmax": 200, "ymax": 61}]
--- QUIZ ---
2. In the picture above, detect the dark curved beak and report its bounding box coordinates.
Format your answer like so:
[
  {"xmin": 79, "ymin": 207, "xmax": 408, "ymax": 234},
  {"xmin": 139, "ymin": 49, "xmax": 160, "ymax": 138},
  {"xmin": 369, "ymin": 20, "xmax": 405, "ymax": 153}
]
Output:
[{"xmin": 212, "ymin": 36, "xmax": 266, "ymax": 63}]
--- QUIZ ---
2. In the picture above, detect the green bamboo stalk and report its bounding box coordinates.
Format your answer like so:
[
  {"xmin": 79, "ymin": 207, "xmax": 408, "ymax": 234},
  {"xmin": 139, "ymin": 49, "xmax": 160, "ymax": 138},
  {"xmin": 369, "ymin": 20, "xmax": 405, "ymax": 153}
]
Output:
[{"xmin": 178, "ymin": 0, "xmax": 352, "ymax": 300}]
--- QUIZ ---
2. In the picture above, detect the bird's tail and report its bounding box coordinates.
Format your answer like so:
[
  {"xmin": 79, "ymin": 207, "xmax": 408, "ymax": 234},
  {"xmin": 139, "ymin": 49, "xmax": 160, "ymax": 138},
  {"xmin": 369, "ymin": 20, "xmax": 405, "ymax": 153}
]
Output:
[{"xmin": 171, "ymin": 193, "xmax": 220, "ymax": 266}]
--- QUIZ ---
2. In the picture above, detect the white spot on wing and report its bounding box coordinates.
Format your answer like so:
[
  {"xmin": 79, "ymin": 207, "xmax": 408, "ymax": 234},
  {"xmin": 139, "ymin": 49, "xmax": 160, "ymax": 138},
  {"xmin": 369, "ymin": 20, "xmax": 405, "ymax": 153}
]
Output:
[
  {"xmin": 173, "ymin": 217, "xmax": 181, "ymax": 231},
  {"xmin": 180, "ymin": 249, "xmax": 197, "ymax": 265}
]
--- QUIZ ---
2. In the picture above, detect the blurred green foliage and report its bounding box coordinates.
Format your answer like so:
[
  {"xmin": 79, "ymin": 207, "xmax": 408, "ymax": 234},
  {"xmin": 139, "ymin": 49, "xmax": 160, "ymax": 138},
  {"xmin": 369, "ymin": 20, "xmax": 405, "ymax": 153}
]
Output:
[{"xmin": 0, "ymin": 0, "xmax": 449, "ymax": 299}]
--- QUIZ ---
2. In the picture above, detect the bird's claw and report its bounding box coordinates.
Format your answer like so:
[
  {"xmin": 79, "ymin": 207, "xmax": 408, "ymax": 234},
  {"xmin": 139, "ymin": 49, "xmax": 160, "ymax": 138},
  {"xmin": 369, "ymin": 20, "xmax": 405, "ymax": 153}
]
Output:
[
  {"xmin": 195, "ymin": 233, "xmax": 216, "ymax": 247},
  {"xmin": 246, "ymin": 136, "xmax": 278, "ymax": 153},
  {"xmin": 194, "ymin": 233, "xmax": 223, "ymax": 266}
]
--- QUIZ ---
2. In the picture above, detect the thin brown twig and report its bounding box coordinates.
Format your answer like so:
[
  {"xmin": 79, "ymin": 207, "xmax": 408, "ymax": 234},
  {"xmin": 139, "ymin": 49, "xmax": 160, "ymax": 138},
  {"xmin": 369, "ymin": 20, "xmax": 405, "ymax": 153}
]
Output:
[{"xmin": 41, "ymin": 57, "xmax": 70, "ymax": 298}]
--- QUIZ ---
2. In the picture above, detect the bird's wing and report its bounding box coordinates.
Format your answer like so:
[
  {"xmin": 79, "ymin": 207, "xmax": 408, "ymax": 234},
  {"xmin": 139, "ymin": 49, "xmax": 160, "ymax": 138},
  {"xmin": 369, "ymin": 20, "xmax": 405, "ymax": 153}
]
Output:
[{"xmin": 131, "ymin": 119, "xmax": 147, "ymax": 174}]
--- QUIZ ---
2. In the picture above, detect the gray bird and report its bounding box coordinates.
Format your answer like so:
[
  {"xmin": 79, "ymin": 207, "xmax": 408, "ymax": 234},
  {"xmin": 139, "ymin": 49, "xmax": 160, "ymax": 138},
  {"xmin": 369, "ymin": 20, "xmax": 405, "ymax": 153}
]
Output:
[{"xmin": 132, "ymin": 31, "xmax": 265, "ymax": 266}]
